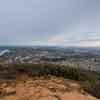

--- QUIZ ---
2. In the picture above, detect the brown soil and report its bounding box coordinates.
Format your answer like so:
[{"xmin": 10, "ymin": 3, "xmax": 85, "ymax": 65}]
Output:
[{"xmin": 0, "ymin": 74, "xmax": 99, "ymax": 100}]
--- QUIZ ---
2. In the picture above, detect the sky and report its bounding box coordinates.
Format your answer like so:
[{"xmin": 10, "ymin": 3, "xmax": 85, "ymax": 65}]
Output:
[{"xmin": 0, "ymin": 0, "xmax": 100, "ymax": 47}]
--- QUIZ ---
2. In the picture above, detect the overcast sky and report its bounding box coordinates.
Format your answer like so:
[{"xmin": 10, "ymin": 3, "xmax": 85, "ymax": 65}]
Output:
[{"xmin": 0, "ymin": 0, "xmax": 100, "ymax": 47}]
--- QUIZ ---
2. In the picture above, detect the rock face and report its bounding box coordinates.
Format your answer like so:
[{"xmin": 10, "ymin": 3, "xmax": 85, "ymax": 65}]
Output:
[{"xmin": 0, "ymin": 75, "xmax": 99, "ymax": 100}]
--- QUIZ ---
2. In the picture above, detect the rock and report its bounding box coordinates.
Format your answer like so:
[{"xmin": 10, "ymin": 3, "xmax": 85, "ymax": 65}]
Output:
[
  {"xmin": 3, "ymin": 87, "xmax": 16, "ymax": 96},
  {"xmin": 39, "ymin": 88, "xmax": 52, "ymax": 97},
  {"xmin": 38, "ymin": 96, "xmax": 58, "ymax": 100},
  {"xmin": 1, "ymin": 83, "xmax": 8, "ymax": 88},
  {"xmin": 60, "ymin": 92, "xmax": 98, "ymax": 100}
]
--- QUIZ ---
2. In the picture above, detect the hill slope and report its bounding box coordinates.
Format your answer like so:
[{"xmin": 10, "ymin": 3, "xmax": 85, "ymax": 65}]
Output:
[{"xmin": 0, "ymin": 75, "xmax": 99, "ymax": 100}]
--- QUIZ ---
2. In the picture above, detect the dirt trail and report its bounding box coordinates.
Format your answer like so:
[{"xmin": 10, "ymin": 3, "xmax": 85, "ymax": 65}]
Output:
[{"xmin": 0, "ymin": 75, "xmax": 99, "ymax": 100}]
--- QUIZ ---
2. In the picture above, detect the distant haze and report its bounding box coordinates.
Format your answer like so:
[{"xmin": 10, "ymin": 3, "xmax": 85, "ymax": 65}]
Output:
[{"xmin": 0, "ymin": 0, "xmax": 100, "ymax": 47}]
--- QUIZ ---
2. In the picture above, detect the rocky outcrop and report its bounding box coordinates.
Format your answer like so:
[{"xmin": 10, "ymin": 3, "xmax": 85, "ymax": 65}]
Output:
[{"xmin": 0, "ymin": 75, "xmax": 99, "ymax": 100}]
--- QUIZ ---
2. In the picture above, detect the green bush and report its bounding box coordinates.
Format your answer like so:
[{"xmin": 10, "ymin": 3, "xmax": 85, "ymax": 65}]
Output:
[{"xmin": 15, "ymin": 63, "xmax": 97, "ymax": 81}]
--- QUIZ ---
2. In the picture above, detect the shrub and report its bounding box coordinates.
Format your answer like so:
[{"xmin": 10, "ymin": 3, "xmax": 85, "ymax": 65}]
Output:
[{"xmin": 15, "ymin": 63, "xmax": 94, "ymax": 81}]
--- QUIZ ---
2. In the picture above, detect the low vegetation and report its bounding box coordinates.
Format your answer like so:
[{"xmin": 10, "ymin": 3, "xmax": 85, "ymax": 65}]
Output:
[{"xmin": 15, "ymin": 63, "xmax": 99, "ymax": 81}]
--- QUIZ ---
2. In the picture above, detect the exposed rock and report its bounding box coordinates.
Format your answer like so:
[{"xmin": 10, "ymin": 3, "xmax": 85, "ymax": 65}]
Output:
[{"xmin": 0, "ymin": 76, "xmax": 99, "ymax": 100}]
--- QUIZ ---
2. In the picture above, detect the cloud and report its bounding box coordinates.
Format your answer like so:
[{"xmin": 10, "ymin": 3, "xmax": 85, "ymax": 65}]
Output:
[
  {"xmin": 47, "ymin": 32, "xmax": 100, "ymax": 47},
  {"xmin": 76, "ymin": 41, "xmax": 100, "ymax": 47}
]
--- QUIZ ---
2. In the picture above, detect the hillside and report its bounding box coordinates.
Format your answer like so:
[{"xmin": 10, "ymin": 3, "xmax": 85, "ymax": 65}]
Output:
[
  {"xmin": 0, "ymin": 75, "xmax": 99, "ymax": 100},
  {"xmin": 0, "ymin": 63, "xmax": 100, "ymax": 100}
]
